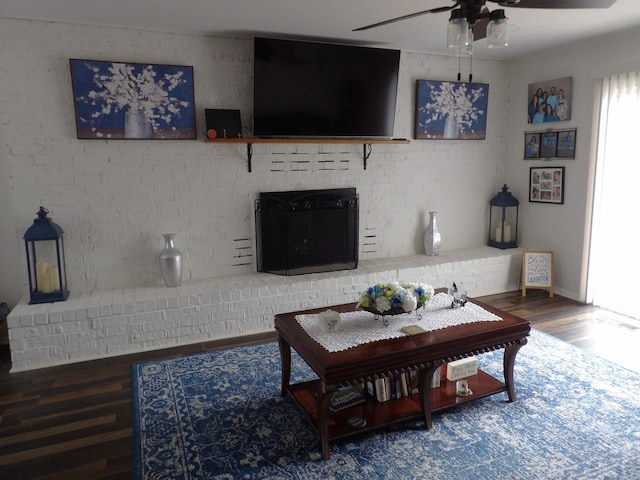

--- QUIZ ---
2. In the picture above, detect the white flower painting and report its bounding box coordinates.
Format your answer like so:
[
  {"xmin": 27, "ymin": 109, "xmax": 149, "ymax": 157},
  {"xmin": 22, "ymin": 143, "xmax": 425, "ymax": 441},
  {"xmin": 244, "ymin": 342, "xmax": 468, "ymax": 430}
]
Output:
[
  {"xmin": 70, "ymin": 59, "xmax": 196, "ymax": 140},
  {"xmin": 415, "ymin": 80, "xmax": 489, "ymax": 140}
]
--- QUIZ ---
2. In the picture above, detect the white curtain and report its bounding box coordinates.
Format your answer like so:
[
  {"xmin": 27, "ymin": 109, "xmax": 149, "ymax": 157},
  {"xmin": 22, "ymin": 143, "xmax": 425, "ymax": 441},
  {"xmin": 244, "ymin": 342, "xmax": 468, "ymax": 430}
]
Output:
[{"xmin": 589, "ymin": 71, "xmax": 640, "ymax": 319}]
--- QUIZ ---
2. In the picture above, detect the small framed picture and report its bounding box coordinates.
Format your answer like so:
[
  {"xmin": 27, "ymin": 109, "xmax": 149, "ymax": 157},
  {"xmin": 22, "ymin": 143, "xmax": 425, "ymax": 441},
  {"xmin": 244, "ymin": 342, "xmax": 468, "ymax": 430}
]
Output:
[
  {"xmin": 540, "ymin": 131, "xmax": 558, "ymax": 158},
  {"xmin": 524, "ymin": 133, "xmax": 541, "ymax": 159},
  {"xmin": 524, "ymin": 128, "xmax": 576, "ymax": 160},
  {"xmin": 556, "ymin": 129, "xmax": 577, "ymax": 158},
  {"xmin": 530, "ymin": 167, "xmax": 565, "ymax": 204}
]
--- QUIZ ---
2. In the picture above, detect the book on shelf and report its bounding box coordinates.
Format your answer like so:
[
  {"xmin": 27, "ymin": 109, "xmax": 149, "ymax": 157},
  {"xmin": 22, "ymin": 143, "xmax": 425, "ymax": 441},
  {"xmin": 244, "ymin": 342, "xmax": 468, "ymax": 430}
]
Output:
[
  {"xmin": 410, "ymin": 369, "xmax": 419, "ymax": 395},
  {"xmin": 389, "ymin": 375, "xmax": 397, "ymax": 400},
  {"xmin": 365, "ymin": 367, "xmax": 443, "ymax": 403},
  {"xmin": 376, "ymin": 377, "xmax": 388, "ymax": 402},
  {"xmin": 432, "ymin": 366, "xmax": 442, "ymax": 388},
  {"xmin": 329, "ymin": 385, "xmax": 366, "ymax": 412},
  {"xmin": 400, "ymin": 372, "xmax": 409, "ymax": 397}
]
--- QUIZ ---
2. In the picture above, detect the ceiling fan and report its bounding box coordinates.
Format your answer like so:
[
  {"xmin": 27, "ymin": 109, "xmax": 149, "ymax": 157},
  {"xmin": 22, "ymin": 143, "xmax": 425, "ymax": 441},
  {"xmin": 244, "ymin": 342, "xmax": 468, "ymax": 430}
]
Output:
[{"xmin": 354, "ymin": 0, "xmax": 617, "ymax": 45}]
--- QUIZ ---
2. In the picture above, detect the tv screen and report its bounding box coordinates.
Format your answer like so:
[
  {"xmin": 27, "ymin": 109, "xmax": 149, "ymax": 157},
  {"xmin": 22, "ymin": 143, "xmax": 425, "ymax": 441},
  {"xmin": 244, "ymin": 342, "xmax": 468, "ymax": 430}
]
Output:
[{"xmin": 254, "ymin": 37, "xmax": 400, "ymax": 138}]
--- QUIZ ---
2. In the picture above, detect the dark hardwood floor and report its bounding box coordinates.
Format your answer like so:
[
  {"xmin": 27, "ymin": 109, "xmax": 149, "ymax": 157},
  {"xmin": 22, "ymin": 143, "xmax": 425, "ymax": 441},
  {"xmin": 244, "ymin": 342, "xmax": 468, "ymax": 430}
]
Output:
[{"xmin": 1, "ymin": 289, "xmax": 639, "ymax": 479}]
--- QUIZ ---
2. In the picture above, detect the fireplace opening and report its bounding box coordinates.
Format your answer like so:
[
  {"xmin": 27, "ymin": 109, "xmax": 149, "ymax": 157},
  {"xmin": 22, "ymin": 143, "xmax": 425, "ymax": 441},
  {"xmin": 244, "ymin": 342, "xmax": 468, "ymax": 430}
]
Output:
[{"xmin": 255, "ymin": 188, "xmax": 359, "ymax": 275}]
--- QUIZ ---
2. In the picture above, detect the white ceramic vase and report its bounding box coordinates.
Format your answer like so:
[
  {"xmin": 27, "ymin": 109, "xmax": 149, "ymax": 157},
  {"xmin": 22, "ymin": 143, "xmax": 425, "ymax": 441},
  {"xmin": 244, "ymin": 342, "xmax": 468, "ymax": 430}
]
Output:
[
  {"xmin": 159, "ymin": 233, "xmax": 183, "ymax": 287},
  {"xmin": 424, "ymin": 211, "xmax": 441, "ymax": 256},
  {"xmin": 124, "ymin": 109, "xmax": 153, "ymax": 139},
  {"xmin": 443, "ymin": 116, "xmax": 460, "ymax": 139}
]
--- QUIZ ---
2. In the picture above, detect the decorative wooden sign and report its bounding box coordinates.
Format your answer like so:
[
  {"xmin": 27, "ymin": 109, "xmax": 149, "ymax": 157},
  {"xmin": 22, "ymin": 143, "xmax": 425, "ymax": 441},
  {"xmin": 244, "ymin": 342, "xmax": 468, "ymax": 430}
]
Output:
[{"xmin": 522, "ymin": 250, "xmax": 554, "ymax": 297}]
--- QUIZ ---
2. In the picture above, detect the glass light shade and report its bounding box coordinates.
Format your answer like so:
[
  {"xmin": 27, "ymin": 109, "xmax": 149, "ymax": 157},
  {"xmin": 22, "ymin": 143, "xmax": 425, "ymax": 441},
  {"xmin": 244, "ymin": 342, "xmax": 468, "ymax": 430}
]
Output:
[
  {"xmin": 447, "ymin": 17, "xmax": 470, "ymax": 48},
  {"xmin": 487, "ymin": 11, "xmax": 508, "ymax": 48},
  {"xmin": 466, "ymin": 29, "xmax": 474, "ymax": 55}
]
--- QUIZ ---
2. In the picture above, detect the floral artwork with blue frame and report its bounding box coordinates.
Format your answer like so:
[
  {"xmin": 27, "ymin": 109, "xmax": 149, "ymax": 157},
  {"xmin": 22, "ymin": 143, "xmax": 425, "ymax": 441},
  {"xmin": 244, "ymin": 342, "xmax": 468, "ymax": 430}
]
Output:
[
  {"xmin": 415, "ymin": 80, "xmax": 489, "ymax": 140},
  {"xmin": 70, "ymin": 59, "xmax": 196, "ymax": 140}
]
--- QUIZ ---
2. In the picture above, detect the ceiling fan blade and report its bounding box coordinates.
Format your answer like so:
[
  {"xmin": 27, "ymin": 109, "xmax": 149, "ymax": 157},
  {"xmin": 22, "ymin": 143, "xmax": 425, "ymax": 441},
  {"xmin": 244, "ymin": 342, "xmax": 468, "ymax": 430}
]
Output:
[
  {"xmin": 471, "ymin": 17, "xmax": 489, "ymax": 41},
  {"xmin": 492, "ymin": 0, "xmax": 616, "ymax": 8},
  {"xmin": 353, "ymin": 3, "xmax": 458, "ymax": 31}
]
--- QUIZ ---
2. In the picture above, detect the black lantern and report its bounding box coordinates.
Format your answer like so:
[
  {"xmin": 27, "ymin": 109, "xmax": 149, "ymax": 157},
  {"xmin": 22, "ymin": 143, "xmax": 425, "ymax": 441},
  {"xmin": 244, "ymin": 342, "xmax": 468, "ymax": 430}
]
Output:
[
  {"xmin": 23, "ymin": 207, "xmax": 69, "ymax": 304},
  {"xmin": 488, "ymin": 184, "xmax": 519, "ymax": 249}
]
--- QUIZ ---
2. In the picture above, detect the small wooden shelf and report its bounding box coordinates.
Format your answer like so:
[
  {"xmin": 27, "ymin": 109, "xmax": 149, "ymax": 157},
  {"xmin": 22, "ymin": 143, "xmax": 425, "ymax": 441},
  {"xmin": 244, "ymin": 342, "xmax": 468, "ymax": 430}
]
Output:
[
  {"xmin": 205, "ymin": 137, "xmax": 410, "ymax": 172},
  {"xmin": 289, "ymin": 370, "xmax": 506, "ymax": 442}
]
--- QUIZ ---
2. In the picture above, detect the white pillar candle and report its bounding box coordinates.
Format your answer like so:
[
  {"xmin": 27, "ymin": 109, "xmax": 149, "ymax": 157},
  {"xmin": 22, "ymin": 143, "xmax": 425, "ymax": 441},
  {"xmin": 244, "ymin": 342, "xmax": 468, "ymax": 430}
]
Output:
[
  {"xmin": 48, "ymin": 265, "xmax": 60, "ymax": 291},
  {"xmin": 36, "ymin": 261, "xmax": 52, "ymax": 293},
  {"xmin": 495, "ymin": 224, "xmax": 512, "ymax": 242}
]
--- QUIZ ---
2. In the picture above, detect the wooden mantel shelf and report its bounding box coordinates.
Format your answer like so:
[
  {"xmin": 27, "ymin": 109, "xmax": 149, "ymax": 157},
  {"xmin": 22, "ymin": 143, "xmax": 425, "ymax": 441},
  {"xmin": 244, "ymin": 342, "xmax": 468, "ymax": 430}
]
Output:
[{"xmin": 205, "ymin": 137, "xmax": 410, "ymax": 172}]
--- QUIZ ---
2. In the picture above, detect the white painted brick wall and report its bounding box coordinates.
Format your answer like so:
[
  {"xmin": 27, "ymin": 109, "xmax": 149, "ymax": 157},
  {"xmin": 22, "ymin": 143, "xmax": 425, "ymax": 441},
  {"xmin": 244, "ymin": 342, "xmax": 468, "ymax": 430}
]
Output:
[
  {"xmin": 7, "ymin": 247, "xmax": 522, "ymax": 371},
  {"xmin": 1, "ymin": 18, "xmax": 522, "ymax": 371},
  {"xmin": 1, "ymin": 18, "xmax": 512, "ymax": 306}
]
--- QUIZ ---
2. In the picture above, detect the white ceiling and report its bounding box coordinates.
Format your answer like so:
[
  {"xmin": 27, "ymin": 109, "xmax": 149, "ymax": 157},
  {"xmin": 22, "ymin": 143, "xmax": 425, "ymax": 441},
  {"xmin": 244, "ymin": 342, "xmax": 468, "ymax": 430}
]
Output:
[{"xmin": 1, "ymin": 0, "xmax": 640, "ymax": 60}]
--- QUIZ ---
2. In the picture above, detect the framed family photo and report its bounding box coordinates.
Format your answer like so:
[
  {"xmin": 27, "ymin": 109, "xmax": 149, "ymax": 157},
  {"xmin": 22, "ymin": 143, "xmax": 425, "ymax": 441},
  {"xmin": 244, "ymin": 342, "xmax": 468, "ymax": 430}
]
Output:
[
  {"xmin": 530, "ymin": 167, "xmax": 565, "ymax": 204},
  {"xmin": 523, "ymin": 128, "xmax": 576, "ymax": 159},
  {"xmin": 524, "ymin": 133, "xmax": 540, "ymax": 158},
  {"xmin": 70, "ymin": 59, "xmax": 196, "ymax": 140},
  {"xmin": 527, "ymin": 77, "xmax": 572, "ymax": 124},
  {"xmin": 556, "ymin": 130, "xmax": 577, "ymax": 158},
  {"xmin": 540, "ymin": 131, "xmax": 557, "ymax": 158},
  {"xmin": 415, "ymin": 80, "xmax": 489, "ymax": 140}
]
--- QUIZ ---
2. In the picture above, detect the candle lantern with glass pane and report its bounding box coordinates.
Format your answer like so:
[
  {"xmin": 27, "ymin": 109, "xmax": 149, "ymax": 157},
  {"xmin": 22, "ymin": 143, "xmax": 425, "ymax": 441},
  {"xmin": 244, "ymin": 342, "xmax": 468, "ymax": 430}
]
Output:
[
  {"xmin": 23, "ymin": 207, "xmax": 70, "ymax": 304},
  {"xmin": 488, "ymin": 184, "xmax": 519, "ymax": 249}
]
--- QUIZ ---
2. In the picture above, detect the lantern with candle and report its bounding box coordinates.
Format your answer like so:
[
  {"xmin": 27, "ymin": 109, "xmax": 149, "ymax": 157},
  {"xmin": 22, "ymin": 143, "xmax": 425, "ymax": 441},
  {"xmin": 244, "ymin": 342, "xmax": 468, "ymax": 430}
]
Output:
[
  {"xmin": 488, "ymin": 184, "xmax": 519, "ymax": 249},
  {"xmin": 23, "ymin": 207, "xmax": 70, "ymax": 304}
]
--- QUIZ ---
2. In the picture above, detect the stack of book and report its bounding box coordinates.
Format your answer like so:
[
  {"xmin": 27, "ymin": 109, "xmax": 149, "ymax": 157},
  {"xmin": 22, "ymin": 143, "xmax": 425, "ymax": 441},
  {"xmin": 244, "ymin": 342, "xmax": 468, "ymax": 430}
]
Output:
[
  {"xmin": 365, "ymin": 367, "xmax": 442, "ymax": 403},
  {"xmin": 329, "ymin": 385, "xmax": 367, "ymax": 412}
]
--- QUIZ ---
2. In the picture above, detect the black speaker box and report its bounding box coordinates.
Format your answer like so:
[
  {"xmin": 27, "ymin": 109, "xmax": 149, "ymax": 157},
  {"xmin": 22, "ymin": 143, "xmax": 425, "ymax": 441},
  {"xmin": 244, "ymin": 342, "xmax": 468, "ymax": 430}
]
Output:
[{"xmin": 204, "ymin": 109, "xmax": 242, "ymax": 139}]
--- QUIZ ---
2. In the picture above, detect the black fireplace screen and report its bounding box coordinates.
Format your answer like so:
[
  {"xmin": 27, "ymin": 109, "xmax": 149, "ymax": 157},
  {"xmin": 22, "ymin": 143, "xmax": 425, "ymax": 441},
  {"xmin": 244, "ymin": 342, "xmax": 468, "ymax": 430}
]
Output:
[{"xmin": 255, "ymin": 188, "xmax": 358, "ymax": 275}]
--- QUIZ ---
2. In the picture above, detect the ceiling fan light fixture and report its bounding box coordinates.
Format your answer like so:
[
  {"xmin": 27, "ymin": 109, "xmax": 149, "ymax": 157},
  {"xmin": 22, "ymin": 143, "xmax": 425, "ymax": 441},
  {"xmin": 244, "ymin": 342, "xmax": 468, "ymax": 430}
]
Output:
[
  {"xmin": 487, "ymin": 9, "xmax": 508, "ymax": 48},
  {"xmin": 447, "ymin": 9, "xmax": 470, "ymax": 48}
]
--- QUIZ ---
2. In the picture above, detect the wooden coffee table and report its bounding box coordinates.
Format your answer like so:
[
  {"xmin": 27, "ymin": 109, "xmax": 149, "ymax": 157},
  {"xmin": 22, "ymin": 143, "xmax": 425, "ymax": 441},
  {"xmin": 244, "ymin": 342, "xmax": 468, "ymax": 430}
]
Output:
[{"xmin": 274, "ymin": 293, "xmax": 531, "ymax": 460}]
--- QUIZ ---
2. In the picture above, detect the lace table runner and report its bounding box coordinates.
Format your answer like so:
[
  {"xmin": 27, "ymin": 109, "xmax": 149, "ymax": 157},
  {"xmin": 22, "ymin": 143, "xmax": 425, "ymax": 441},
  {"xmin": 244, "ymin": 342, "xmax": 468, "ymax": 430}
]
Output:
[{"xmin": 295, "ymin": 292, "xmax": 502, "ymax": 353}]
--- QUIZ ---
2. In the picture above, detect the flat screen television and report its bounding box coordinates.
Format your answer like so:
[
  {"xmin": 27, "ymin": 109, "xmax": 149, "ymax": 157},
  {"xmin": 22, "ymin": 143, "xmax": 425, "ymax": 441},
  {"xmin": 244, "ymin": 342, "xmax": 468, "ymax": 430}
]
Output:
[{"xmin": 254, "ymin": 37, "xmax": 400, "ymax": 138}]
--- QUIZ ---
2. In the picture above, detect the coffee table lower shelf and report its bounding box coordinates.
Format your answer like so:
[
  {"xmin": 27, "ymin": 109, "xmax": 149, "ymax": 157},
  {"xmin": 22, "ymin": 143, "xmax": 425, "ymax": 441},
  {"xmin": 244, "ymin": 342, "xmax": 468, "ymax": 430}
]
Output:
[{"xmin": 289, "ymin": 369, "xmax": 507, "ymax": 442}]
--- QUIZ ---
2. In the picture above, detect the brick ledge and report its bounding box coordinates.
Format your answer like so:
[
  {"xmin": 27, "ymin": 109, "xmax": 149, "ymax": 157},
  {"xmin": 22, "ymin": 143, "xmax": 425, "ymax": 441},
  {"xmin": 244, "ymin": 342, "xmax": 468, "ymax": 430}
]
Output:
[{"xmin": 8, "ymin": 247, "xmax": 523, "ymax": 372}]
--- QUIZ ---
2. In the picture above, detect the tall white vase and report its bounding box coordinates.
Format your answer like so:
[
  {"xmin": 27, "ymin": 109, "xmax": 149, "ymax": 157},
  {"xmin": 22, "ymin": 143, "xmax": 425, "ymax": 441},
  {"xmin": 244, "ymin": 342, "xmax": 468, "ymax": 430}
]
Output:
[
  {"xmin": 443, "ymin": 116, "xmax": 460, "ymax": 139},
  {"xmin": 159, "ymin": 233, "xmax": 183, "ymax": 287},
  {"xmin": 424, "ymin": 211, "xmax": 441, "ymax": 256},
  {"xmin": 124, "ymin": 109, "xmax": 153, "ymax": 139}
]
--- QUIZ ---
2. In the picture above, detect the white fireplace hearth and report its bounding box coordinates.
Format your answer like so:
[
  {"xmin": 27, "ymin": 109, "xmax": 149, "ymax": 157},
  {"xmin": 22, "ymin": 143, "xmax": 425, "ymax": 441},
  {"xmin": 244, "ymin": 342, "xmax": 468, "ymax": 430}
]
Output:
[{"xmin": 7, "ymin": 247, "xmax": 522, "ymax": 372}]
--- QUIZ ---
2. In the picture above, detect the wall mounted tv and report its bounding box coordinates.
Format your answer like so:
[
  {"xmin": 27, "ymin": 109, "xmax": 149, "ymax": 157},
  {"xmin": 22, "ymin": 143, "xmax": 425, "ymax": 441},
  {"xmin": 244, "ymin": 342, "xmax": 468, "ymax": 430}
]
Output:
[{"xmin": 254, "ymin": 37, "xmax": 400, "ymax": 138}]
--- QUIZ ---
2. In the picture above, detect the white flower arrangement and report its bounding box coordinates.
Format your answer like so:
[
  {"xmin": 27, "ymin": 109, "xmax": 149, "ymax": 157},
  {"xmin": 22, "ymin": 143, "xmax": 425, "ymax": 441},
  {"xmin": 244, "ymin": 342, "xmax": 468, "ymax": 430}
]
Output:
[
  {"xmin": 357, "ymin": 282, "xmax": 435, "ymax": 315},
  {"xmin": 77, "ymin": 62, "xmax": 190, "ymax": 134},
  {"xmin": 420, "ymin": 82, "xmax": 486, "ymax": 133}
]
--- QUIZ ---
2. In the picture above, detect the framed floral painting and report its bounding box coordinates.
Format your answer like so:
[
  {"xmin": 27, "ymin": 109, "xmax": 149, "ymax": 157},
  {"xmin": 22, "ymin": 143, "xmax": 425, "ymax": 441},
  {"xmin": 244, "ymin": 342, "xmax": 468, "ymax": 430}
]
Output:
[
  {"xmin": 70, "ymin": 59, "xmax": 196, "ymax": 140},
  {"xmin": 415, "ymin": 80, "xmax": 489, "ymax": 140}
]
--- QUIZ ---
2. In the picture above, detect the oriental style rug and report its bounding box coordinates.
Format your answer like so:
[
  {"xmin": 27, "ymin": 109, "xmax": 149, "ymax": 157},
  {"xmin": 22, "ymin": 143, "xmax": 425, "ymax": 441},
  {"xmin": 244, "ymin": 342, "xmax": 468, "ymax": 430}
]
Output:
[{"xmin": 132, "ymin": 329, "xmax": 640, "ymax": 479}]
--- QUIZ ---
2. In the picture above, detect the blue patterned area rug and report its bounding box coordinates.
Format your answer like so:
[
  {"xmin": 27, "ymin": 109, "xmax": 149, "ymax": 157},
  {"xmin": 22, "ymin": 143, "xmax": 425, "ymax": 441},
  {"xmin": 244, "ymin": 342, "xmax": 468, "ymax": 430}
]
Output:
[{"xmin": 132, "ymin": 329, "xmax": 640, "ymax": 479}]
